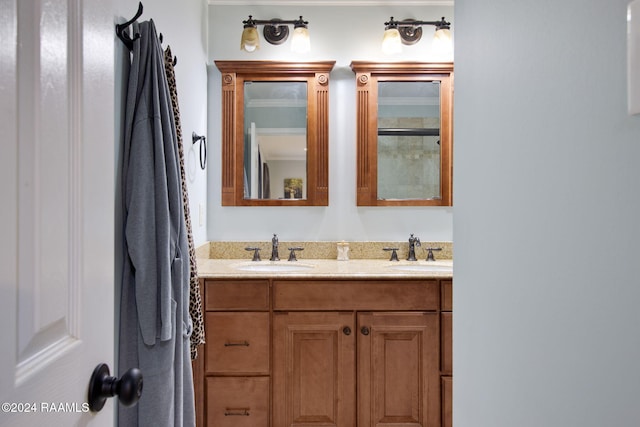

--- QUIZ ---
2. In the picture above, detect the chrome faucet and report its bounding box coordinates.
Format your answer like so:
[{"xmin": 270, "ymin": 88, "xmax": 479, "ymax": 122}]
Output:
[
  {"xmin": 270, "ymin": 233, "xmax": 280, "ymax": 261},
  {"xmin": 407, "ymin": 233, "xmax": 421, "ymax": 261}
]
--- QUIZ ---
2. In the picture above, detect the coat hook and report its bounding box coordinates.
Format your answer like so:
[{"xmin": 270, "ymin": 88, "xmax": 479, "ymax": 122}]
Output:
[
  {"xmin": 116, "ymin": 2, "xmax": 144, "ymax": 51},
  {"xmin": 163, "ymin": 44, "xmax": 177, "ymax": 67},
  {"xmin": 192, "ymin": 132, "xmax": 206, "ymax": 170}
]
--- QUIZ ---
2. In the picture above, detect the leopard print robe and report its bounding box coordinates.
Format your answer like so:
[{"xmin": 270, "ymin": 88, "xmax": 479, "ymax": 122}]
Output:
[{"xmin": 163, "ymin": 45, "xmax": 205, "ymax": 359}]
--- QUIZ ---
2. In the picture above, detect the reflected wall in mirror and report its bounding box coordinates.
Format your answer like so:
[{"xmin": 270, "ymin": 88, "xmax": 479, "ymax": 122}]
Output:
[
  {"xmin": 350, "ymin": 62, "xmax": 453, "ymax": 206},
  {"xmin": 215, "ymin": 61, "xmax": 335, "ymax": 206},
  {"xmin": 244, "ymin": 81, "xmax": 308, "ymax": 200}
]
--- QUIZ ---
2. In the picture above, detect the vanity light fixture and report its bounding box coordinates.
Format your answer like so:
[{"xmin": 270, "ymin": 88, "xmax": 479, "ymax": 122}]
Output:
[
  {"xmin": 382, "ymin": 16, "xmax": 452, "ymax": 55},
  {"xmin": 241, "ymin": 15, "xmax": 311, "ymax": 53}
]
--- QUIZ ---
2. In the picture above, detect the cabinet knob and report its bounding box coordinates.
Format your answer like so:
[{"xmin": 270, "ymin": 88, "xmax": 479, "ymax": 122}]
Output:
[
  {"xmin": 361, "ymin": 326, "xmax": 370, "ymax": 336},
  {"xmin": 342, "ymin": 326, "xmax": 351, "ymax": 335}
]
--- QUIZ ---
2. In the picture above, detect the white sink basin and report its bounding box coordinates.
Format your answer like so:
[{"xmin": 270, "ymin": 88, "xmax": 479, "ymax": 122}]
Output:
[
  {"xmin": 233, "ymin": 262, "xmax": 315, "ymax": 272},
  {"xmin": 387, "ymin": 263, "xmax": 453, "ymax": 273}
]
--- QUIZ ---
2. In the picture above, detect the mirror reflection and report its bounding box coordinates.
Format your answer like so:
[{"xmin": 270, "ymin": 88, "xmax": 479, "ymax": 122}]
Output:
[
  {"xmin": 351, "ymin": 61, "xmax": 452, "ymax": 207},
  {"xmin": 377, "ymin": 81, "xmax": 441, "ymax": 200},
  {"xmin": 243, "ymin": 81, "xmax": 308, "ymax": 200}
]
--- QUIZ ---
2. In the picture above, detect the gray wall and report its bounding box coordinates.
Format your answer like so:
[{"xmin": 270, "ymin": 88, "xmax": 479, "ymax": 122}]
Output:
[
  {"xmin": 454, "ymin": 0, "xmax": 640, "ymax": 425},
  {"xmin": 207, "ymin": 4, "xmax": 454, "ymax": 241},
  {"xmin": 115, "ymin": 0, "xmax": 209, "ymax": 246}
]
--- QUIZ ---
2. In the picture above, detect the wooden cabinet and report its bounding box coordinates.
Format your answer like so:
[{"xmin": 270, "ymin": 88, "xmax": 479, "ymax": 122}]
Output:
[
  {"xmin": 272, "ymin": 312, "xmax": 356, "ymax": 426},
  {"xmin": 214, "ymin": 61, "xmax": 334, "ymax": 206},
  {"xmin": 441, "ymin": 279, "xmax": 453, "ymax": 427},
  {"xmin": 196, "ymin": 277, "xmax": 452, "ymax": 427},
  {"xmin": 357, "ymin": 312, "xmax": 439, "ymax": 427},
  {"xmin": 350, "ymin": 62, "xmax": 454, "ymax": 207},
  {"xmin": 200, "ymin": 280, "xmax": 270, "ymax": 426}
]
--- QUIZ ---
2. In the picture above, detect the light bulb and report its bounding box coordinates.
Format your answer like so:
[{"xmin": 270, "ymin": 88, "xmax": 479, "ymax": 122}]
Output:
[
  {"xmin": 433, "ymin": 28, "xmax": 453, "ymax": 57},
  {"xmin": 382, "ymin": 28, "xmax": 402, "ymax": 55},
  {"xmin": 291, "ymin": 26, "xmax": 310, "ymax": 53},
  {"xmin": 240, "ymin": 26, "xmax": 259, "ymax": 52}
]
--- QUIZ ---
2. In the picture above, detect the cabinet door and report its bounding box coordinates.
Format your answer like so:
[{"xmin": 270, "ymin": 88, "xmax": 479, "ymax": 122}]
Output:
[
  {"xmin": 358, "ymin": 312, "xmax": 440, "ymax": 427},
  {"xmin": 273, "ymin": 312, "xmax": 356, "ymax": 427}
]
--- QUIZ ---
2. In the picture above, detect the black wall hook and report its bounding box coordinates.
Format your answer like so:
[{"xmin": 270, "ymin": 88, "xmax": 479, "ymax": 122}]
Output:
[
  {"xmin": 160, "ymin": 35, "xmax": 177, "ymax": 65},
  {"xmin": 192, "ymin": 132, "xmax": 207, "ymax": 170},
  {"xmin": 116, "ymin": 2, "xmax": 144, "ymax": 51}
]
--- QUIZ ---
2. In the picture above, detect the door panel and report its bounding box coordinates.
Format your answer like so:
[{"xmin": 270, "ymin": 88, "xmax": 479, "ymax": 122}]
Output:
[
  {"xmin": 0, "ymin": 0, "xmax": 114, "ymax": 425},
  {"xmin": 273, "ymin": 312, "xmax": 356, "ymax": 427},
  {"xmin": 358, "ymin": 312, "xmax": 440, "ymax": 427},
  {"xmin": 16, "ymin": 0, "xmax": 74, "ymax": 375}
]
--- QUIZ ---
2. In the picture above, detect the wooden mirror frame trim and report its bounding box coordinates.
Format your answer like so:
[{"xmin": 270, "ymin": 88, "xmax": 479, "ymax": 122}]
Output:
[
  {"xmin": 214, "ymin": 60, "xmax": 335, "ymax": 206},
  {"xmin": 350, "ymin": 61, "xmax": 454, "ymax": 206}
]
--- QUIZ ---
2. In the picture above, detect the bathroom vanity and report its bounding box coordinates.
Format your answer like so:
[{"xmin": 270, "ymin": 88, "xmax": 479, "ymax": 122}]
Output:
[{"xmin": 193, "ymin": 259, "xmax": 453, "ymax": 427}]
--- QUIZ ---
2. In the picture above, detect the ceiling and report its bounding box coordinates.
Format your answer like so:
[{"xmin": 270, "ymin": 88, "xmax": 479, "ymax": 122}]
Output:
[
  {"xmin": 258, "ymin": 133, "xmax": 306, "ymax": 161},
  {"xmin": 208, "ymin": 0, "xmax": 453, "ymax": 5}
]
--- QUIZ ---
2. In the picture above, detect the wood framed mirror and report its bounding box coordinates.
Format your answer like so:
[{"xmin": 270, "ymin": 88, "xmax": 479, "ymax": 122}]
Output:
[
  {"xmin": 350, "ymin": 61, "xmax": 453, "ymax": 206},
  {"xmin": 214, "ymin": 60, "xmax": 335, "ymax": 206}
]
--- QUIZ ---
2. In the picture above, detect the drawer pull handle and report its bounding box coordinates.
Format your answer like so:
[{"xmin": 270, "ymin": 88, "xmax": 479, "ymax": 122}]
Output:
[
  {"xmin": 225, "ymin": 408, "xmax": 250, "ymax": 416},
  {"xmin": 224, "ymin": 340, "xmax": 250, "ymax": 347},
  {"xmin": 361, "ymin": 326, "xmax": 370, "ymax": 336},
  {"xmin": 343, "ymin": 326, "xmax": 351, "ymax": 335}
]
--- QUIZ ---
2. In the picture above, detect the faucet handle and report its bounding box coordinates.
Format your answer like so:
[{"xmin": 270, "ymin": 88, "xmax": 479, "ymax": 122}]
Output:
[
  {"xmin": 245, "ymin": 247, "xmax": 261, "ymax": 261},
  {"xmin": 383, "ymin": 247, "xmax": 400, "ymax": 262},
  {"xmin": 287, "ymin": 247, "xmax": 304, "ymax": 262},
  {"xmin": 425, "ymin": 247, "xmax": 442, "ymax": 261}
]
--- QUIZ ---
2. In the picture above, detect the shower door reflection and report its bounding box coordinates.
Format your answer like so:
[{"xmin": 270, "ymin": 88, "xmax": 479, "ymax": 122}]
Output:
[{"xmin": 377, "ymin": 81, "xmax": 441, "ymax": 200}]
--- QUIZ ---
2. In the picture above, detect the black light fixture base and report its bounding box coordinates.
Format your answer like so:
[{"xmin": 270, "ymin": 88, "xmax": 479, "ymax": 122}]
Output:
[
  {"xmin": 263, "ymin": 19, "xmax": 290, "ymax": 45},
  {"xmin": 398, "ymin": 20, "xmax": 423, "ymax": 45}
]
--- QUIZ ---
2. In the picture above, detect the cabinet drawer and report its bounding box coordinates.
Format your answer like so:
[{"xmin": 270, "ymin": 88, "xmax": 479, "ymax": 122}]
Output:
[
  {"xmin": 274, "ymin": 279, "xmax": 439, "ymax": 311},
  {"xmin": 205, "ymin": 312, "xmax": 269, "ymax": 374},
  {"xmin": 207, "ymin": 377, "xmax": 269, "ymax": 427},
  {"xmin": 205, "ymin": 279, "xmax": 269, "ymax": 311}
]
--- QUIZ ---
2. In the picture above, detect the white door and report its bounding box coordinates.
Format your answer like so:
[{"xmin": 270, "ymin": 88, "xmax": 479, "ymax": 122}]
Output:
[{"xmin": 0, "ymin": 0, "xmax": 115, "ymax": 426}]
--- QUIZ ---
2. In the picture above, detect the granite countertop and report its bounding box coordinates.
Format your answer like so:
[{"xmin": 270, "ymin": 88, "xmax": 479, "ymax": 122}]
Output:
[{"xmin": 196, "ymin": 258, "xmax": 453, "ymax": 279}]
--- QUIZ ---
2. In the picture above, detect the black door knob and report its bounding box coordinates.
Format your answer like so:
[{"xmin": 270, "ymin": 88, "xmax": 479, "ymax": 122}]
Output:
[
  {"xmin": 361, "ymin": 326, "xmax": 370, "ymax": 336},
  {"xmin": 343, "ymin": 326, "xmax": 352, "ymax": 335},
  {"xmin": 88, "ymin": 363, "xmax": 143, "ymax": 412}
]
